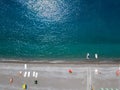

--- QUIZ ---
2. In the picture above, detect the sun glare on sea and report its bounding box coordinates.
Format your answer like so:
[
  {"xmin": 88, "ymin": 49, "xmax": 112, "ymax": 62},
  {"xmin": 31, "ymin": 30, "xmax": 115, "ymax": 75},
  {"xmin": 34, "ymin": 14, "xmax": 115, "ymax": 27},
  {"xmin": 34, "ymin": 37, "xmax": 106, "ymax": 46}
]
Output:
[{"xmin": 25, "ymin": 0, "xmax": 69, "ymax": 22}]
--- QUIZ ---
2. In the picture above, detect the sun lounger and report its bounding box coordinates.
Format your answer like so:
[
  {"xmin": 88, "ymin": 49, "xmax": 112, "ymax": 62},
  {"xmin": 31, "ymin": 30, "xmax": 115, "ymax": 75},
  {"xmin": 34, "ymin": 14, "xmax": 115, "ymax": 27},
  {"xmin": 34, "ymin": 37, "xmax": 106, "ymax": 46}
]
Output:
[
  {"xmin": 35, "ymin": 72, "xmax": 38, "ymax": 78},
  {"xmin": 27, "ymin": 71, "xmax": 30, "ymax": 77},
  {"xmin": 24, "ymin": 71, "xmax": 27, "ymax": 77}
]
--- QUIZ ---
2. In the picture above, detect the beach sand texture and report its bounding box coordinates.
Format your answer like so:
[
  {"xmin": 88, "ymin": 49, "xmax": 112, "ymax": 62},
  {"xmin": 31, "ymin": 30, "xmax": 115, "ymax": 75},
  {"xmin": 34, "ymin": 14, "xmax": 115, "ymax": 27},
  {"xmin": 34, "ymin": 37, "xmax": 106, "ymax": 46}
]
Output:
[{"xmin": 0, "ymin": 62, "xmax": 120, "ymax": 90}]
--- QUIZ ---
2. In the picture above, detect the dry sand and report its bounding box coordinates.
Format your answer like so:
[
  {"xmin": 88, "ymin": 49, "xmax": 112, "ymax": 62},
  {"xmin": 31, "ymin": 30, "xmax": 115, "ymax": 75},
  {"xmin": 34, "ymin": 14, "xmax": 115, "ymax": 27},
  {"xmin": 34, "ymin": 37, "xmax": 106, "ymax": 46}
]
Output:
[{"xmin": 0, "ymin": 60, "xmax": 120, "ymax": 90}]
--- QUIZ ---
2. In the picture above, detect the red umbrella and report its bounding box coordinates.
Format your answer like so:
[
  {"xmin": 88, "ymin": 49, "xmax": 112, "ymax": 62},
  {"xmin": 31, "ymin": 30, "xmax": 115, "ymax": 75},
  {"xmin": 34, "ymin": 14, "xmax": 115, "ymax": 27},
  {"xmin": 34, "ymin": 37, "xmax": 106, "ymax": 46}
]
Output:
[
  {"xmin": 68, "ymin": 69, "xmax": 73, "ymax": 73},
  {"xmin": 116, "ymin": 69, "xmax": 120, "ymax": 76}
]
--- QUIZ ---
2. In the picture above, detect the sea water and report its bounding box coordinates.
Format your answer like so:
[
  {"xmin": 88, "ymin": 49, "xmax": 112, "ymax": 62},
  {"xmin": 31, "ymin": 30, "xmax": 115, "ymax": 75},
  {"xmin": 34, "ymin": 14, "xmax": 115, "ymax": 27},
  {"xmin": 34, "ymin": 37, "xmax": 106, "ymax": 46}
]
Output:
[{"xmin": 0, "ymin": 0, "xmax": 120, "ymax": 60}]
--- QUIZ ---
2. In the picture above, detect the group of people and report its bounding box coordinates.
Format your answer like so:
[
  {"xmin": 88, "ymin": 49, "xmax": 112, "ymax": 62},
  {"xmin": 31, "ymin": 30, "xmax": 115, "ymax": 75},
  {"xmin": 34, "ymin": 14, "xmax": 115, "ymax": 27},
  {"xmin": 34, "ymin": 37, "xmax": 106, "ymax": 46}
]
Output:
[{"xmin": 86, "ymin": 53, "xmax": 98, "ymax": 59}]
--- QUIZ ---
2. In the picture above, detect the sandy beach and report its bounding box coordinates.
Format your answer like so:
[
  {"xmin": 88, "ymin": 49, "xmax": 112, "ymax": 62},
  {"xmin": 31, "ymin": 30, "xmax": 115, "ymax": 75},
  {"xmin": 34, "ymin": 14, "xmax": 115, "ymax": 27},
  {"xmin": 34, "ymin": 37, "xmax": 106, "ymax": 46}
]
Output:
[{"xmin": 0, "ymin": 60, "xmax": 120, "ymax": 90}]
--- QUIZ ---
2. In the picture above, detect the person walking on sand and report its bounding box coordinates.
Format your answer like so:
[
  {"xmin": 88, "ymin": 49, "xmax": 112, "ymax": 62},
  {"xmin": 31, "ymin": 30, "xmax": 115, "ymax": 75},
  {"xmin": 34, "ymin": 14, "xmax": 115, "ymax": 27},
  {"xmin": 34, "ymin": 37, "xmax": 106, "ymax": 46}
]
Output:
[{"xmin": 9, "ymin": 77, "xmax": 13, "ymax": 84}]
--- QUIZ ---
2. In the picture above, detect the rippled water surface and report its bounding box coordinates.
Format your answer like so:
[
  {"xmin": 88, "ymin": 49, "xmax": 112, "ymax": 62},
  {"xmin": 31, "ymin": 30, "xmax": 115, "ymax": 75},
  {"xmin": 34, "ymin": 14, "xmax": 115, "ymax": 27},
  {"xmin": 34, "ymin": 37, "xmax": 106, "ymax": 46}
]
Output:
[{"xmin": 0, "ymin": 0, "xmax": 120, "ymax": 59}]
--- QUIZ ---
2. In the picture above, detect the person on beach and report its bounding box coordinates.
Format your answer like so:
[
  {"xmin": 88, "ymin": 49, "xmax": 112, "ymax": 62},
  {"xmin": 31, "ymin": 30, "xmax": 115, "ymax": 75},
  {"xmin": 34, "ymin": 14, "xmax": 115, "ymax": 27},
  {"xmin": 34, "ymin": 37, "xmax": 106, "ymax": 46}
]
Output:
[
  {"xmin": 9, "ymin": 77, "xmax": 13, "ymax": 84},
  {"xmin": 86, "ymin": 53, "xmax": 90, "ymax": 59},
  {"xmin": 95, "ymin": 53, "xmax": 98, "ymax": 59}
]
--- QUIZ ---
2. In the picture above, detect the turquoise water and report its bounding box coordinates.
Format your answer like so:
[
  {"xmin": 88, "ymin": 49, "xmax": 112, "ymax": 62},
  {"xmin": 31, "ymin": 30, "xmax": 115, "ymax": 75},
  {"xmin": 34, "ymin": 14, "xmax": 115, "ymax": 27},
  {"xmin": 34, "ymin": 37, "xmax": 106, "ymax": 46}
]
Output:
[{"xmin": 0, "ymin": 0, "xmax": 120, "ymax": 59}]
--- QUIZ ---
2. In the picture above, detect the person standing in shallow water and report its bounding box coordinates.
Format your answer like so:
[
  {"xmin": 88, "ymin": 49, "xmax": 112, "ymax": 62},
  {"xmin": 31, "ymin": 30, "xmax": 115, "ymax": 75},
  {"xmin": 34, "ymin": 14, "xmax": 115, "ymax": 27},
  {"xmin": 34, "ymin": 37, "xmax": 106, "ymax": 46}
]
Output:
[
  {"xmin": 86, "ymin": 53, "xmax": 90, "ymax": 59},
  {"xmin": 95, "ymin": 53, "xmax": 98, "ymax": 59}
]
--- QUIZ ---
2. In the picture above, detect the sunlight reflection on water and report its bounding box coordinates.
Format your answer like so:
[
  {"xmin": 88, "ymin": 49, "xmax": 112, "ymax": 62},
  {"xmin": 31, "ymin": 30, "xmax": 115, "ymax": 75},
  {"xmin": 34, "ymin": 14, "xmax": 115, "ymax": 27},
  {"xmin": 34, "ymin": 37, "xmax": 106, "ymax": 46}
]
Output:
[{"xmin": 24, "ymin": 0, "xmax": 69, "ymax": 22}]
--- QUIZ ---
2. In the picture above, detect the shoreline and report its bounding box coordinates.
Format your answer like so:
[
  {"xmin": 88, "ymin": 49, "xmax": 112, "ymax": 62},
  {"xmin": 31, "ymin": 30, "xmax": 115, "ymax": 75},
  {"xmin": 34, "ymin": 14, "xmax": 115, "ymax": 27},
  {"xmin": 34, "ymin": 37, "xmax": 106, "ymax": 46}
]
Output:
[{"xmin": 0, "ymin": 59, "xmax": 120, "ymax": 64}]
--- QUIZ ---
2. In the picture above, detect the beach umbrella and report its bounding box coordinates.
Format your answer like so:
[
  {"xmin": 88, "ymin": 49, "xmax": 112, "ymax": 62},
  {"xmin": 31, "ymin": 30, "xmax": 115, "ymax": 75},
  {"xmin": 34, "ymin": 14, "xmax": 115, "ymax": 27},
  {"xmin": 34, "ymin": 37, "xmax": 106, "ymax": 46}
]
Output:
[
  {"xmin": 116, "ymin": 69, "xmax": 120, "ymax": 76},
  {"xmin": 22, "ymin": 84, "xmax": 27, "ymax": 90},
  {"xmin": 68, "ymin": 69, "xmax": 73, "ymax": 73}
]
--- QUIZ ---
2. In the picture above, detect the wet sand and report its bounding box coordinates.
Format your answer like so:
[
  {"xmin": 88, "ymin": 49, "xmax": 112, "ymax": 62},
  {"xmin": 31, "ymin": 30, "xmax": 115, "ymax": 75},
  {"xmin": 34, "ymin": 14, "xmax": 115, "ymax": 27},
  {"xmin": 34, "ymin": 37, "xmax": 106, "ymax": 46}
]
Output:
[{"xmin": 0, "ymin": 60, "xmax": 120, "ymax": 90}]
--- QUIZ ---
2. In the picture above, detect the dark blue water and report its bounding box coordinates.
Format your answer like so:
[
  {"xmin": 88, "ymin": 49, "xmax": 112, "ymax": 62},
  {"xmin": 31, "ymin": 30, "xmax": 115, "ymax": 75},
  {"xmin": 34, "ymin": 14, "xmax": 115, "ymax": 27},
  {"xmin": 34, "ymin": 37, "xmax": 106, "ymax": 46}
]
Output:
[{"xmin": 0, "ymin": 0, "xmax": 120, "ymax": 59}]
